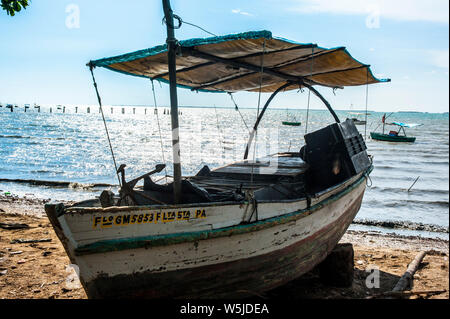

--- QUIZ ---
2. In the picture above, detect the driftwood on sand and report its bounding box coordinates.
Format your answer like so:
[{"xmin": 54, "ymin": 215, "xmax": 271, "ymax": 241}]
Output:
[
  {"xmin": 392, "ymin": 250, "xmax": 427, "ymax": 292},
  {"xmin": 367, "ymin": 289, "xmax": 447, "ymax": 299},
  {"xmin": 0, "ymin": 222, "xmax": 30, "ymax": 230}
]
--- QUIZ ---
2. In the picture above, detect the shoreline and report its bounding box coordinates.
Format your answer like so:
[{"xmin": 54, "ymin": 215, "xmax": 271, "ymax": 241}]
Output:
[{"xmin": 0, "ymin": 195, "xmax": 448, "ymax": 299}]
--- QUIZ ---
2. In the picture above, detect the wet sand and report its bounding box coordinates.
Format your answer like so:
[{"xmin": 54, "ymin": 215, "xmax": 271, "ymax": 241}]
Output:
[{"xmin": 0, "ymin": 195, "xmax": 448, "ymax": 299}]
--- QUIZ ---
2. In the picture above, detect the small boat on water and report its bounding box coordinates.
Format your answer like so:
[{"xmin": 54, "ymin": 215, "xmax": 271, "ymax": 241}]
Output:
[
  {"xmin": 45, "ymin": 0, "xmax": 390, "ymax": 299},
  {"xmin": 348, "ymin": 112, "xmax": 368, "ymax": 125},
  {"xmin": 282, "ymin": 108, "xmax": 301, "ymax": 126},
  {"xmin": 370, "ymin": 114, "xmax": 421, "ymax": 143},
  {"xmin": 282, "ymin": 121, "xmax": 301, "ymax": 126}
]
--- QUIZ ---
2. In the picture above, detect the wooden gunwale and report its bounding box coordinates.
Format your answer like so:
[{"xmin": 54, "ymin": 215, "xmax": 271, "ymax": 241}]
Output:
[{"xmin": 74, "ymin": 167, "xmax": 370, "ymax": 256}]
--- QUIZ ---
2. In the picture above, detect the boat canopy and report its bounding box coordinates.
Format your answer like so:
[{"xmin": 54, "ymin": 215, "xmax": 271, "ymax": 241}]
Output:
[
  {"xmin": 89, "ymin": 30, "xmax": 390, "ymax": 93},
  {"xmin": 391, "ymin": 122, "xmax": 423, "ymax": 128}
]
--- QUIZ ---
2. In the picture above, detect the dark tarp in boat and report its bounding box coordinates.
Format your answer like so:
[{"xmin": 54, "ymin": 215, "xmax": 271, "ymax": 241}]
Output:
[{"xmin": 89, "ymin": 30, "xmax": 390, "ymax": 93}]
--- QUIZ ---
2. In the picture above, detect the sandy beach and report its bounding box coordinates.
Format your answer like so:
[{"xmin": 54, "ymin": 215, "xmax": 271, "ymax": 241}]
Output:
[{"xmin": 0, "ymin": 194, "xmax": 448, "ymax": 299}]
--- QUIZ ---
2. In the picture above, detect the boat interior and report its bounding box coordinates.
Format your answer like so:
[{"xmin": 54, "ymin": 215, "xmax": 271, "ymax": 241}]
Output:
[{"xmin": 70, "ymin": 119, "xmax": 371, "ymax": 209}]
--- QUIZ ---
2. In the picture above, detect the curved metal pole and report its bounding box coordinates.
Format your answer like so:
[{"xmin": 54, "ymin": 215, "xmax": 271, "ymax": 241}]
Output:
[
  {"xmin": 243, "ymin": 81, "xmax": 341, "ymax": 160},
  {"xmin": 243, "ymin": 82, "xmax": 291, "ymax": 160},
  {"xmin": 302, "ymin": 82, "xmax": 340, "ymax": 124}
]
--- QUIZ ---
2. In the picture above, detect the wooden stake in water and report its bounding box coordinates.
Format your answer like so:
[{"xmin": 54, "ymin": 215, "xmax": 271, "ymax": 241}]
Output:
[{"xmin": 407, "ymin": 176, "xmax": 420, "ymax": 192}]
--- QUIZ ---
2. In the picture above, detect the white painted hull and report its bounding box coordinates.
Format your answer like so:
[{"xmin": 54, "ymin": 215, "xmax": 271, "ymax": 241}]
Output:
[{"xmin": 46, "ymin": 171, "xmax": 368, "ymax": 298}]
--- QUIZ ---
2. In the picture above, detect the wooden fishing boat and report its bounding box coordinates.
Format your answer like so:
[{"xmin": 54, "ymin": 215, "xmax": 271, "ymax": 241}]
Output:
[
  {"xmin": 45, "ymin": 0, "xmax": 390, "ymax": 299},
  {"xmin": 282, "ymin": 109, "xmax": 301, "ymax": 126},
  {"xmin": 282, "ymin": 121, "xmax": 301, "ymax": 126},
  {"xmin": 370, "ymin": 132, "xmax": 416, "ymax": 142},
  {"xmin": 348, "ymin": 112, "xmax": 367, "ymax": 125},
  {"xmin": 370, "ymin": 114, "xmax": 421, "ymax": 143},
  {"xmin": 351, "ymin": 118, "xmax": 366, "ymax": 125}
]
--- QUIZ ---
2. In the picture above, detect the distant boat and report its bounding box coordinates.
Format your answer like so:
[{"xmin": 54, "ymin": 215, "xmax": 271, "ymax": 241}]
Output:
[
  {"xmin": 282, "ymin": 108, "xmax": 301, "ymax": 126},
  {"xmin": 348, "ymin": 112, "xmax": 368, "ymax": 125},
  {"xmin": 370, "ymin": 114, "xmax": 421, "ymax": 143},
  {"xmin": 282, "ymin": 121, "xmax": 301, "ymax": 126}
]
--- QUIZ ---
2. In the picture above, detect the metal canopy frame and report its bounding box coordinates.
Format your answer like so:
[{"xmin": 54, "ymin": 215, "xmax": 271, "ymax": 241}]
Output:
[
  {"xmin": 177, "ymin": 45, "xmax": 342, "ymax": 160},
  {"xmin": 180, "ymin": 46, "xmax": 346, "ymax": 91}
]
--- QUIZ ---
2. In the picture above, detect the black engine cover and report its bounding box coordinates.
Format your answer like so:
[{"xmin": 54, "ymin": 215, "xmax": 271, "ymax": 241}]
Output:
[{"xmin": 302, "ymin": 119, "xmax": 370, "ymax": 191}]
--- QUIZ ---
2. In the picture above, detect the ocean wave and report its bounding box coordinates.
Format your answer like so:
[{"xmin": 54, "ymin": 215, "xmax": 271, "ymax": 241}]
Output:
[
  {"xmin": 353, "ymin": 218, "xmax": 449, "ymax": 233},
  {"xmin": 0, "ymin": 135, "xmax": 31, "ymax": 139},
  {"xmin": 369, "ymin": 186, "xmax": 449, "ymax": 196},
  {"xmin": 0, "ymin": 178, "xmax": 115, "ymax": 189},
  {"xmin": 365, "ymin": 198, "xmax": 449, "ymax": 209}
]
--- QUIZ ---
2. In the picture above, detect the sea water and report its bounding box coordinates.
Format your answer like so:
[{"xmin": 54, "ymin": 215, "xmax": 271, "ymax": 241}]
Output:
[{"xmin": 0, "ymin": 106, "xmax": 448, "ymax": 238}]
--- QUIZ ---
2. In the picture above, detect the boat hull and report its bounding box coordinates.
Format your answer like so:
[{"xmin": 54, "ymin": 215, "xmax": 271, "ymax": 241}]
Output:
[
  {"xmin": 370, "ymin": 132, "xmax": 416, "ymax": 142},
  {"xmin": 282, "ymin": 121, "xmax": 301, "ymax": 126},
  {"xmin": 45, "ymin": 173, "xmax": 368, "ymax": 299}
]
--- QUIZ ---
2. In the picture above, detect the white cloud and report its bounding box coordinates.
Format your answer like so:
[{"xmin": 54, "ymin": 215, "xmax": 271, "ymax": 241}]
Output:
[
  {"xmin": 429, "ymin": 49, "xmax": 449, "ymax": 69},
  {"xmin": 288, "ymin": 0, "xmax": 449, "ymax": 24},
  {"xmin": 231, "ymin": 9, "xmax": 254, "ymax": 17}
]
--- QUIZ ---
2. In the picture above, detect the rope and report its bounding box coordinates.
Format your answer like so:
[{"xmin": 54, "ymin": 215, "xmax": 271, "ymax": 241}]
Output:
[
  {"xmin": 250, "ymin": 39, "xmax": 266, "ymax": 184},
  {"xmin": 150, "ymin": 79, "xmax": 168, "ymax": 182},
  {"xmin": 88, "ymin": 64, "xmax": 122, "ymax": 187},
  {"xmin": 304, "ymin": 46, "xmax": 315, "ymax": 135},
  {"xmin": 213, "ymin": 105, "xmax": 225, "ymax": 151},
  {"xmin": 163, "ymin": 14, "xmax": 217, "ymax": 37},
  {"xmin": 364, "ymin": 68, "xmax": 369, "ymax": 140},
  {"xmin": 229, "ymin": 93, "xmax": 250, "ymax": 133},
  {"xmin": 182, "ymin": 20, "xmax": 217, "ymax": 37}
]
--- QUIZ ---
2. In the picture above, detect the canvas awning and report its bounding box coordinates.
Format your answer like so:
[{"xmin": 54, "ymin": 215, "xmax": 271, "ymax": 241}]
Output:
[
  {"xmin": 89, "ymin": 30, "xmax": 390, "ymax": 93},
  {"xmin": 391, "ymin": 122, "xmax": 423, "ymax": 128}
]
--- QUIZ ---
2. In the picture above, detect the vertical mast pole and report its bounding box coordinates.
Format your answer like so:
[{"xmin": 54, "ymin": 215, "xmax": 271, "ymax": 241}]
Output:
[{"xmin": 162, "ymin": 0, "xmax": 182, "ymax": 203}]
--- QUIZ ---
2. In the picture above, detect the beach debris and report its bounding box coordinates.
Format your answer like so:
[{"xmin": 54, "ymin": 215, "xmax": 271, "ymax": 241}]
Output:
[
  {"xmin": 366, "ymin": 289, "xmax": 447, "ymax": 299},
  {"xmin": 0, "ymin": 270, "xmax": 7, "ymax": 276},
  {"xmin": 17, "ymin": 259, "xmax": 27, "ymax": 264},
  {"xmin": 42, "ymin": 251, "xmax": 52, "ymax": 257},
  {"xmin": 9, "ymin": 251, "xmax": 23, "ymax": 255},
  {"xmin": 0, "ymin": 222, "xmax": 30, "ymax": 230},
  {"xmin": 392, "ymin": 250, "xmax": 427, "ymax": 292},
  {"xmin": 10, "ymin": 238, "xmax": 52, "ymax": 244}
]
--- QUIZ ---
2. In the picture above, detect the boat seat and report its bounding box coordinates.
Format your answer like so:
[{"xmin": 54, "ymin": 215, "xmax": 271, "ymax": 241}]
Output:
[
  {"xmin": 143, "ymin": 176, "xmax": 212, "ymax": 203},
  {"xmin": 209, "ymin": 153, "xmax": 309, "ymax": 183}
]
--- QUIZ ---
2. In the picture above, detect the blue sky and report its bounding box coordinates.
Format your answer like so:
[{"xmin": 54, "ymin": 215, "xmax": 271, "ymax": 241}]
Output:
[{"xmin": 0, "ymin": 0, "xmax": 448, "ymax": 112}]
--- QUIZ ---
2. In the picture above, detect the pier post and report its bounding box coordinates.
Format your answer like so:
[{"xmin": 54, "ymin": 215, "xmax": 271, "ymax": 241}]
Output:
[
  {"xmin": 63, "ymin": 106, "xmax": 66, "ymax": 113},
  {"xmin": 75, "ymin": 107, "xmax": 78, "ymax": 113},
  {"xmin": 133, "ymin": 108, "xmax": 136, "ymax": 114},
  {"xmin": 87, "ymin": 107, "xmax": 90, "ymax": 113},
  {"xmin": 50, "ymin": 107, "xmax": 52, "ymax": 113},
  {"xmin": 111, "ymin": 107, "xmax": 113, "ymax": 114},
  {"xmin": 122, "ymin": 108, "xmax": 125, "ymax": 114}
]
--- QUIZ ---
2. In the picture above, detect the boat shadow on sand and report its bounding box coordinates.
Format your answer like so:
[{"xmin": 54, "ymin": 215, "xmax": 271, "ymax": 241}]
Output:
[{"xmin": 266, "ymin": 267, "xmax": 401, "ymax": 299}]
